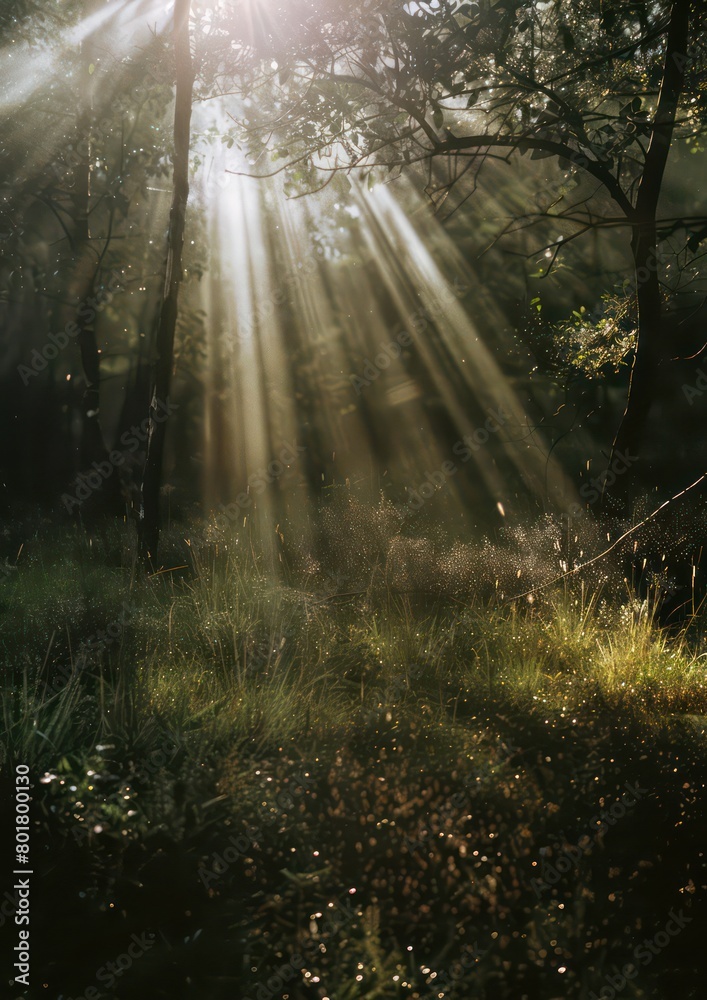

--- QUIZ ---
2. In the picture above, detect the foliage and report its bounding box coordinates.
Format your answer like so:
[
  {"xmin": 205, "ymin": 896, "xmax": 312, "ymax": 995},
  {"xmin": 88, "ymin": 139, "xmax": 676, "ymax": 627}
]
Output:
[
  {"xmin": 226, "ymin": 0, "xmax": 706, "ymax": 211},
  {"xmin": 206, "ymin": 0, "xmax": 707, "ymax": 452}
]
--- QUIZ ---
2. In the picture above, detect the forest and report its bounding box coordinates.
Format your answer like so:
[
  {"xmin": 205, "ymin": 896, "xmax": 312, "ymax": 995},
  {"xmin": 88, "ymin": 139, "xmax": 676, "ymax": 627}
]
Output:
[{"xmin": 1, "ymin": 1, "xmax": 707, "ymax": 998}]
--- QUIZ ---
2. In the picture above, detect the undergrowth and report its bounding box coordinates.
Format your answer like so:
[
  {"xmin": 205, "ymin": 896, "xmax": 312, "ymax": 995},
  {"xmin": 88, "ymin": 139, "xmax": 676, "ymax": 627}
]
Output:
[{"xmin": 0, "ymin": 511, "xmax": 706, "ymax": 999}]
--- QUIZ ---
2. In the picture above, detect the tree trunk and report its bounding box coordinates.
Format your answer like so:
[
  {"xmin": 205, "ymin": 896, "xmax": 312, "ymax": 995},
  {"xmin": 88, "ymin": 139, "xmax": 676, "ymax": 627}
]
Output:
[
  {"xmin": 64, "ymin": 6, "xmax": 124, "ymax": 514},
  {"xmin": 70, "ymin": 104, "xmax": 123, "ymax": 514},
  {"xmin": 603, "ymin": 225, "xmax": 663, "ymax": 505},
  {"xmin": 604, "ymin": 0, "xmax": 690, "ymax": 507},
  {"xmin": 138, "ymin": 0, "xmax": 194, "ymax": 565}
]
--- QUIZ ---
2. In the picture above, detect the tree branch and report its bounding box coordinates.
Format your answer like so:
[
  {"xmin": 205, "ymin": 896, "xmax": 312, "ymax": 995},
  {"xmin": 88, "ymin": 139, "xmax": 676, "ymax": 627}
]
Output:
[{"xmin": 431, "ymin": 132, "xmax": 635, "ymax": 218}]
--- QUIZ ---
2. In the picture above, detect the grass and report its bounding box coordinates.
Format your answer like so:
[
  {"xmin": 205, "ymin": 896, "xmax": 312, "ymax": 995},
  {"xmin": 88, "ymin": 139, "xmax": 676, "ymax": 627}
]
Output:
[
  {"xmin": 6, "ymin": 553, "xmax": 705, "ymax": 769},
  {"xmin": 1, "ymin": 510, "xmax": 706, "ymax": 998}
]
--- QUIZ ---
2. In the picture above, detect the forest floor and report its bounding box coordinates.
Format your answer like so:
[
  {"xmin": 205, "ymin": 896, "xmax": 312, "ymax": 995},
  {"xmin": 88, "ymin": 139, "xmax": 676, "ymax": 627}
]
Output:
[{"xmin": 1, "ymin": 513, "xmax": 706, "ymax": 999}]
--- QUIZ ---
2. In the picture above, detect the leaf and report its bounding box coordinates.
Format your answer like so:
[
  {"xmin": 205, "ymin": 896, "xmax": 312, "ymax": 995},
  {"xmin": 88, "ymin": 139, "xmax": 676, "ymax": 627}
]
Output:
[{"xmin": 433, "ymin": 106, "xmax": 445, "ymax": 129}]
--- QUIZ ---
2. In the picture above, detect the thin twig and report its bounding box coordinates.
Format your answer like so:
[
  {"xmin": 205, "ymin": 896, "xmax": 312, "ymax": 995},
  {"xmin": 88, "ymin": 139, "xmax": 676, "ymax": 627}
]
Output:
[{"xmin": 508, "ymin": 472, "xmax": 707, "ymax": 603}]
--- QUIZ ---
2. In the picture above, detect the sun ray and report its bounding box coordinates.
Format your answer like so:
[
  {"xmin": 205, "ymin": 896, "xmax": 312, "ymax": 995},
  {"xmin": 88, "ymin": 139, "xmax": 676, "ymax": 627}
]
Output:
[{"xmin": 192, "ymin": 99, "xmax": 579, "ymax": 561}]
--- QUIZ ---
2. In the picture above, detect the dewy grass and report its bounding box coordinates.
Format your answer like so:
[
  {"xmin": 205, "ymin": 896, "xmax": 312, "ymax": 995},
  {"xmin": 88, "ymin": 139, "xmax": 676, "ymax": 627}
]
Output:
[
  {"xmin": 1, "ymin": 519, "xmax": 707, "ymax": 766},
  {"xmin": 4, "ymin": 518, "xmax": 706, "ymax": 1000},
  {"xmin": 0, "ymin": 664, "xmax": 87, "ymax": 768}
]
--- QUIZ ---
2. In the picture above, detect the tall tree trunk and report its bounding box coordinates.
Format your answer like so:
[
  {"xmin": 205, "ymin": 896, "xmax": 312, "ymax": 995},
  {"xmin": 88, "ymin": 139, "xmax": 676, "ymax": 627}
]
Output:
[
  {"xmin": 65, "ymin": 8, "xmax": 123, "ymax": 513},
  {"xmin": 70, "ymin": 105, "xmax": 123, "ymax": 513},
  {"xmin": 604, "ymin": 0, "xmax": 690, "ymax": 506},
  {"xmin": 72, "ymin": 124, "xmax": 106, "ymax": 469},
  {"xmin": 604, "ymin": 224, "xmax": 663, "ymax": 499},
  {"xmin": 138, "ymin": 0, "xmax": 194, "ymax": 565}
]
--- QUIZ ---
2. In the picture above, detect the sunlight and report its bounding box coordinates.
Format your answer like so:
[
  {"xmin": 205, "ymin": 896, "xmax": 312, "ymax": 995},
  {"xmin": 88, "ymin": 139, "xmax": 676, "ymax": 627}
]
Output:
[
  {"xmin": 193, "ymin": 103, "xmax": 577, "ymax": 553},
  {"xmin": 0, "ymin": 0, "xmax": 156, "ymax": 114},
  {"xmin": 4, "ymin": 3, "xmax": 707, "ymax": 996},
  {"xmin": 0, "ymin": 0, "xmax": 171, "ymax": 201},
  {"xmin": 360, "ymin": 181, "xmax": 577, "ymax": 505}
]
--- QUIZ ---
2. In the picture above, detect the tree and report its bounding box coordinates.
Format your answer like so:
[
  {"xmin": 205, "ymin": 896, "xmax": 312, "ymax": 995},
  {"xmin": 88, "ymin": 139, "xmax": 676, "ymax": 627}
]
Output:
[
  {"xmin": 226, "ymin": 0, "xmax": 707, "ymax": 505},
  {"xmin": 0, "ymin": 0, "xmax": 172, "ymax": 508},
  {"xmin": 138, "ymin": 0, "xmax": 194, "ymax": 565}
]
